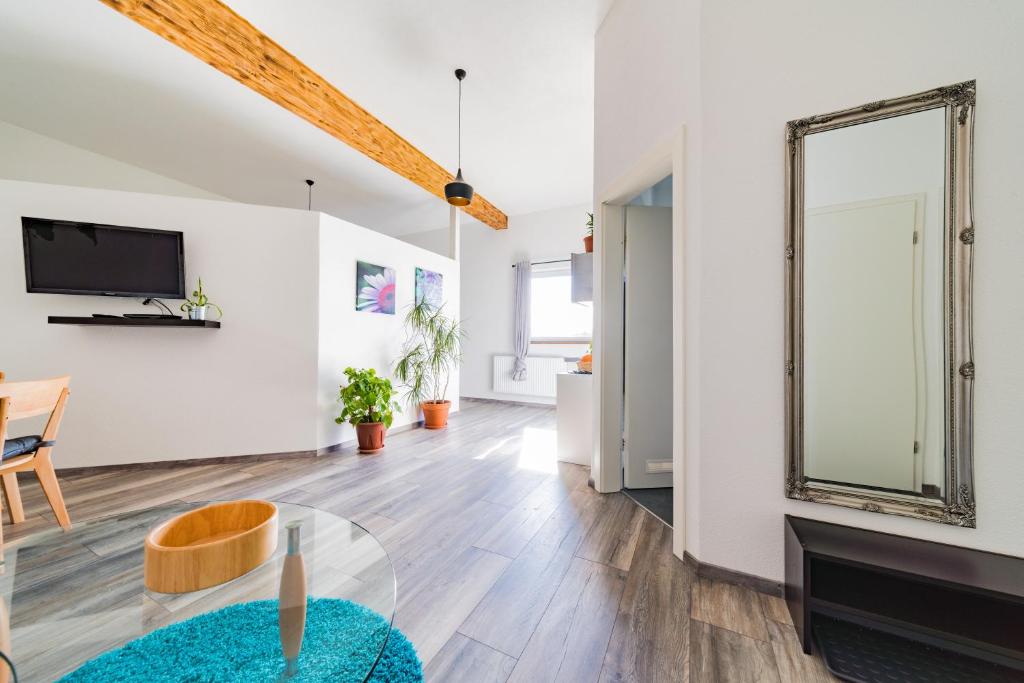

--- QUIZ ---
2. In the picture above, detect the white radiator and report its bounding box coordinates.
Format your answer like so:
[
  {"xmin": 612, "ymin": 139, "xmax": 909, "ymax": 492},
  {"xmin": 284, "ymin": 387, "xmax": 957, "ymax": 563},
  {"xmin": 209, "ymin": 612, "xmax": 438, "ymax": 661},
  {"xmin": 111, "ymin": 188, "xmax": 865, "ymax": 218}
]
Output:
[{"xmin": 492, "ymin": 355, "xmax": 565, "ymax": 398}]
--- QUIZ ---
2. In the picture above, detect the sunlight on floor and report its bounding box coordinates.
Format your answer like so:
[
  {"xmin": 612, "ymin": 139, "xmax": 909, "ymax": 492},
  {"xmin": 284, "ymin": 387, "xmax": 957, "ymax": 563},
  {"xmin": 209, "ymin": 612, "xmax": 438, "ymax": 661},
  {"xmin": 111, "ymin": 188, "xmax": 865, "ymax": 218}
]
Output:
[
  {"xmin": 517, "ymin": 427, "xmax": 559, "ymax": 473},
  {"xmin": 472, "ymin": 436, "xmax": 513, "ymax": 461}
]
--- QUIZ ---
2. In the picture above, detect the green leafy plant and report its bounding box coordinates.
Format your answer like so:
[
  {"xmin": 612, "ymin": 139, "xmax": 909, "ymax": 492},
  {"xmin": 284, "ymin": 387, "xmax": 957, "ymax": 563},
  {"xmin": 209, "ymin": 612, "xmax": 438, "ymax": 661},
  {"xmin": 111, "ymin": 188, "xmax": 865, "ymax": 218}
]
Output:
[
  {"xmin": 180, "ymin": 278, "xmax": 223, "ymax": 318},
  {"xmin": 585, "ymin": 212, "xmax": 594, "ymax": 237},
  {"xmin": 393, "ymin": 301, "xmax": 464, "ymax": 408},
  {"xmin": 335, "ymin": 367, "xmax": 400, "ymax": 428}
]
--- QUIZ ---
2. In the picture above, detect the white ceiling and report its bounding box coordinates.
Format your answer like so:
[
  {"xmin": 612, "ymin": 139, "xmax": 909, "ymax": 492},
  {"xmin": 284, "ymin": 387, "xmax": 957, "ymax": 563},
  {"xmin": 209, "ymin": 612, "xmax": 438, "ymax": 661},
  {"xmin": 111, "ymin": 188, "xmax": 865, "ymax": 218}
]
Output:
[{"xmin": 0, "ymin": 1, "xmax": 609, "ymax": 235}]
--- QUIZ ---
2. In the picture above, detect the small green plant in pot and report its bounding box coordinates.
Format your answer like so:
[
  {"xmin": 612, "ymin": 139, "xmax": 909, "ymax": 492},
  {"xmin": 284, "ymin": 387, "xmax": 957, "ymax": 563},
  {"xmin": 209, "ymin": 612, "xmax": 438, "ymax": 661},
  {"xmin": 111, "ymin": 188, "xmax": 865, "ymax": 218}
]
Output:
[
  {"xmin": 335, "ymin": 367, "xmax": 400, "ymax": 454},
  {"xmin": 583, "ymin": 212, "xmax": 594, "ymax": 253},
  {"xmin": 181, "ymin": 278, "xmax": 223, "ymax": 321},
  {"xmin": 394, "ymin": 301, "xmax": 463, "ymax": 430}
]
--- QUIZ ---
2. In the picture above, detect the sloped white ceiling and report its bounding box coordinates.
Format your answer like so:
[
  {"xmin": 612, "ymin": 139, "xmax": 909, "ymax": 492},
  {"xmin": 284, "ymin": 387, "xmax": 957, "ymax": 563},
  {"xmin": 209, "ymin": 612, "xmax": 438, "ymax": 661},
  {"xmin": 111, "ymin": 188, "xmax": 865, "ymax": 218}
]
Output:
[{"xmin": 0, "ymin": 1, "xmax": 608, "ymax": 235}]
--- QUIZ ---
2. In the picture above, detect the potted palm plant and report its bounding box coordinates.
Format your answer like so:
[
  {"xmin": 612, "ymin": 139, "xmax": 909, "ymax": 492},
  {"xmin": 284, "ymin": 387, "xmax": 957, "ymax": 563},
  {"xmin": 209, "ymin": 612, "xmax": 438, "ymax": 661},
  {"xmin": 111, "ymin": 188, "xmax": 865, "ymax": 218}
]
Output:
[
  {"xmin": 583, "ymin": 212, "xmax": 594, "ymax": 253},
  {"xmin": 394, "ymin": 301, "xmax": 463, "ymax": 429},
  {"xmin": 335, "ymin": 367, "xmax": 400, "ymax": 454}
]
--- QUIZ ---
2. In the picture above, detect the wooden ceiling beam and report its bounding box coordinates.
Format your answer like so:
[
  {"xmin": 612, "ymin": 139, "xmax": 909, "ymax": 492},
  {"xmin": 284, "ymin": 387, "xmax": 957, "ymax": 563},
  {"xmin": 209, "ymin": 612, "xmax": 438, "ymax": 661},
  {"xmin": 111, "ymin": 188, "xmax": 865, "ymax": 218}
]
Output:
[{"xmin": 97, "ymin": 0, "xmax": 508, "ymax": 229}]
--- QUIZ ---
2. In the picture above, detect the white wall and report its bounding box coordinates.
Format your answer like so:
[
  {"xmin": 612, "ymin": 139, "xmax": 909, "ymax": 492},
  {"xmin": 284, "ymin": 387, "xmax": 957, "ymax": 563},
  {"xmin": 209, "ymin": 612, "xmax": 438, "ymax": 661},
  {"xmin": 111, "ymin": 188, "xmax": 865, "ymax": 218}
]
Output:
[
  {"xmin": 0, "ymin": 121, "xmax": 225, "ymax": 200},
  {"xmin": 596, "ymin": 0, "xmax": 1024, "ymax": 580},
  {"xmin": 596, "ymin": 0, "xmax": 704, "ymax": 561},
  {"xmin": 0, "ymin": 180, "xmax": 454, "ymax": 468},
  {"xmin": 399, "ymin": 226, "xmax": 449, "ymax": 258},
  {"xmin": 317, "ymin": 214, "xmax": 460, "ymax": 449},
  {"xmin": 0, "ymin": 180, "xmax": 318, "ymax": 468},
  {"xmin": 402, "ymin": 204, "xmax": 591, "ymax": 405}
]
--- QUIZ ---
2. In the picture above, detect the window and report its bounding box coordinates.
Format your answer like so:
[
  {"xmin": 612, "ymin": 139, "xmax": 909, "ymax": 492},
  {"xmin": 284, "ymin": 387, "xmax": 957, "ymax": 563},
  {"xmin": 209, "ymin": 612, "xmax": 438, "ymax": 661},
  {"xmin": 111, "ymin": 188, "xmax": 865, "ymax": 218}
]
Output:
[{"xmin": 530, "ymin": 262, "xmax": 592, "ymax": 342}]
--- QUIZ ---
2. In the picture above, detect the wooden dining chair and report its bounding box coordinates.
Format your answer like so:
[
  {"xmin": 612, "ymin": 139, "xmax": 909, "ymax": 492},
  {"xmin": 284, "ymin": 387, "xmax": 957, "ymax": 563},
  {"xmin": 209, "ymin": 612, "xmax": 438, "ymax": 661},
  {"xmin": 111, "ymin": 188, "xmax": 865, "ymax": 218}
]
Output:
[{"xmin": 0, "ymin": 374, "xmax": 72, "ymax": 549}]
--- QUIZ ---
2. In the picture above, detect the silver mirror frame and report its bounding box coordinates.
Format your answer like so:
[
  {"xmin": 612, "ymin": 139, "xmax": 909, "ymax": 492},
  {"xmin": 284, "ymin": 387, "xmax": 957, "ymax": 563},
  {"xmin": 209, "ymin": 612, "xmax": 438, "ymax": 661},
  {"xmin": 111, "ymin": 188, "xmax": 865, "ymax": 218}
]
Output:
[{"xmin": 784, "ymin": 81, "xmax": 976, "ymax": 527}]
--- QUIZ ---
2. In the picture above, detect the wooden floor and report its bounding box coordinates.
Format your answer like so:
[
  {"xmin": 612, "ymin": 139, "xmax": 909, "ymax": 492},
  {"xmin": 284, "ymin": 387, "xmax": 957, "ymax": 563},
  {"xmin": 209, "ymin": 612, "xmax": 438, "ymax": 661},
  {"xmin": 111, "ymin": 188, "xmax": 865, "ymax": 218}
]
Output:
[{"xmin": 7, "ymin": 400, "xmax": 836, "ymax": 682}]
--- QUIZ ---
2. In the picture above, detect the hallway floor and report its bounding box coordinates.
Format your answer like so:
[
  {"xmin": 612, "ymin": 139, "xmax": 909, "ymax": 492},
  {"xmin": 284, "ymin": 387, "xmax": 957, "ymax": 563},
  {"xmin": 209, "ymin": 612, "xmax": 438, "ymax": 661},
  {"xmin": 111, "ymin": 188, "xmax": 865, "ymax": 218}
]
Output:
[
  {"xmin": 623, "ymin": 486, "xmax": 673, "ymax": 526},
  {"xmin": 9, "ymin": 400, "xmax": 836, "ymax": 682}
]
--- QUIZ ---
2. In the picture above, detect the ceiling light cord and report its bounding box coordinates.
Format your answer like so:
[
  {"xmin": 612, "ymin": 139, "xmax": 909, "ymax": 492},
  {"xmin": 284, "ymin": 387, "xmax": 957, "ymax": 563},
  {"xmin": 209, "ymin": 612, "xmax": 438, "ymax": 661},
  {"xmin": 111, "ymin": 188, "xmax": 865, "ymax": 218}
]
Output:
[{"xmin": 457, "ymin": 76, "xmax": 462, "ymax": 171}]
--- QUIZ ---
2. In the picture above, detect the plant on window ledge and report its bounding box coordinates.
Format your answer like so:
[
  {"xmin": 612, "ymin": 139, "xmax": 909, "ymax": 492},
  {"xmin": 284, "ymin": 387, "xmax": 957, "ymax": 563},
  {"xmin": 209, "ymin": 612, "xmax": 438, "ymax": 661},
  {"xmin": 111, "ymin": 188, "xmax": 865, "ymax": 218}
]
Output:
[
  {"xmin": 335, "ymin": 367, "xmax": 399, "ymax": 454},
  {"xmin": 393, "ymin": 300, "xmax": 464, "ymax": 430},
  {"xmin": 583, "ymin": 212, "xmax": 594, "ymax": 253}
]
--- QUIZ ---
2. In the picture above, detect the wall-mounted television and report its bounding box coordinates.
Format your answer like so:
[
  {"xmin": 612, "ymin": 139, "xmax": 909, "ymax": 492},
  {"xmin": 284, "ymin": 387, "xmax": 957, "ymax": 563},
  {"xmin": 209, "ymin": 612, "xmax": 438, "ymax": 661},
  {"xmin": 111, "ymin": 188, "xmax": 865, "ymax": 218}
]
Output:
[{"xmin": 22, "ymin": 217, "xmax": 185, "ymax": 298}]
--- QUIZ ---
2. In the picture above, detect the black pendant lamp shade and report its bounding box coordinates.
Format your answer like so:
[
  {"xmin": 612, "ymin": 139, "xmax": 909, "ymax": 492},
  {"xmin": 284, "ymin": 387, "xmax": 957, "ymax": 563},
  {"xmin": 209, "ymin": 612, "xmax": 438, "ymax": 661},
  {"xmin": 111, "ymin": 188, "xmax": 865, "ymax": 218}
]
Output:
[
  {"xmin": 445, "ymin": 169, "xmax": 473, "ymax": 206},
  {"xmin": 444, "ymin": 68, "xmax": 474, "ymax": 206}
]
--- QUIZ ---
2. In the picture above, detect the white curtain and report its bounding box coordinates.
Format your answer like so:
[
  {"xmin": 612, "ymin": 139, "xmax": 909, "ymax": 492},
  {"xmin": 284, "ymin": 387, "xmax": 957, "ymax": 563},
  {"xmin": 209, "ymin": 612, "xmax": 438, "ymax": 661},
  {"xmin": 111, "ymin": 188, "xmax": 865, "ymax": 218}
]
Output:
[{"xmin": 512, "ymin": 260, "xmax": 531, "ymax": 380}]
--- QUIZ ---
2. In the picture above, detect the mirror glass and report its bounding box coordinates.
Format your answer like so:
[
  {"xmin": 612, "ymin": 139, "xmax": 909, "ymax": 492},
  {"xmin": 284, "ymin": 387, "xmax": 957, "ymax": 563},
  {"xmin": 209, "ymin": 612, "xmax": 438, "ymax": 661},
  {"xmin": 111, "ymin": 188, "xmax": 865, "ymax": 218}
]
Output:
[{"xmin": 802, "ymin": 107, "xmax": 947, "ymax": 499}]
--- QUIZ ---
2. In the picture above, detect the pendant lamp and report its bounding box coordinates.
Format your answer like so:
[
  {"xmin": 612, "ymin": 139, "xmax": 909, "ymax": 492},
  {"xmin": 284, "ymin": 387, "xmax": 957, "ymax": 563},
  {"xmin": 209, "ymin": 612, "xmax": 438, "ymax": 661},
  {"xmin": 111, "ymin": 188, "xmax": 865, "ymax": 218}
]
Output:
[{"xmin": 444, "ymin": 68, "xmax": 474, "ymax": 206}]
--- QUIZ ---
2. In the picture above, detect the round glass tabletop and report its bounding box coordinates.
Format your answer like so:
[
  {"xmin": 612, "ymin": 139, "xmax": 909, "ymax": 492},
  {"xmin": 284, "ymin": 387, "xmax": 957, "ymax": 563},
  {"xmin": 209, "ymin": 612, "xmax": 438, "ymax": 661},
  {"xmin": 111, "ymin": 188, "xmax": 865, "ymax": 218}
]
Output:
[{"xmin": 0, "ymin": 501, "xmax": 396, "ymax": 682}]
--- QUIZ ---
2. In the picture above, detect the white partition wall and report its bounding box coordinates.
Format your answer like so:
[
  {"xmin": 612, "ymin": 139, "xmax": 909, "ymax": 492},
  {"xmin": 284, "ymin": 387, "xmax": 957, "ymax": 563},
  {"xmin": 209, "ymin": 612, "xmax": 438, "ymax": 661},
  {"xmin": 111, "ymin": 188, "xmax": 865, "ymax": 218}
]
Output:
[{"xmin": 317, "ymin": 213, "xmax": 459, "ymax": 450}]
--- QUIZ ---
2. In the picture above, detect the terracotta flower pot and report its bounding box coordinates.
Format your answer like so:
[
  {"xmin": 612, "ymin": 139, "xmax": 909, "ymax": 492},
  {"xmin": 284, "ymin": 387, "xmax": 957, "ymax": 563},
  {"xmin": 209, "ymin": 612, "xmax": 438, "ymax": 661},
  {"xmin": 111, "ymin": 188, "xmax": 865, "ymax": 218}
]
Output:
[
  {"xmin": 421, "ymin": 400, "xmax": 451, "ymax": 430},
  {"xmin": 356, "ymin": 422, "xmax": 386, "ymax": 454},
  {"xmin": 583, "ymin": 235, "xmax": 594, "ymax": 253}
]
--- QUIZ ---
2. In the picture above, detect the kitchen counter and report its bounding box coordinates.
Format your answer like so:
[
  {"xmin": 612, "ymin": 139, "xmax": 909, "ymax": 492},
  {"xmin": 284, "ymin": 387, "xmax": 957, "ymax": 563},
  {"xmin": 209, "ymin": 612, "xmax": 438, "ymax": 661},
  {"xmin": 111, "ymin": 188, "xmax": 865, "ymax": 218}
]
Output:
[{"xmin": 556, "ymin": 372, "xmax": 593, "ymax": 466}]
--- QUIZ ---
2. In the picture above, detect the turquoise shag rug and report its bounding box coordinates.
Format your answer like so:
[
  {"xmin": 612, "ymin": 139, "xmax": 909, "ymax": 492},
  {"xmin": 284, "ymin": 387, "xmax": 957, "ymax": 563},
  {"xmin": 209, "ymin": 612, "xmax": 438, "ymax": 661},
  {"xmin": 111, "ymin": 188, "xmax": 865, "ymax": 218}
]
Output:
[{"xmin": 59, "ymin": 598, "xmax": 421, "ymax": 683}]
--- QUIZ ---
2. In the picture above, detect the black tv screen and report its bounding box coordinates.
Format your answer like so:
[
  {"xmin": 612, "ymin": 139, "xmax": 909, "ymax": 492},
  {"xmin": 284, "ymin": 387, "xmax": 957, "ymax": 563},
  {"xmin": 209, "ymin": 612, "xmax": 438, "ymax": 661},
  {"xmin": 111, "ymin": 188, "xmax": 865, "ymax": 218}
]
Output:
[{"xmin": 22, "ymin": 217, "xmax": 185, "ymax": 298}]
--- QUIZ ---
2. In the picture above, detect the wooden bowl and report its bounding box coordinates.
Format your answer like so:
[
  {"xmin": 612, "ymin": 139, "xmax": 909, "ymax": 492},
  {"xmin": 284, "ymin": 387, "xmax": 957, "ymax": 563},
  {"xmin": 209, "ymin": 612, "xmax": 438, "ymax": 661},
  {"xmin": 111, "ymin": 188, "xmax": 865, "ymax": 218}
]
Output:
[{"xmin": 144, "ymin": 500, "xmax": 278, "ymax": 594}]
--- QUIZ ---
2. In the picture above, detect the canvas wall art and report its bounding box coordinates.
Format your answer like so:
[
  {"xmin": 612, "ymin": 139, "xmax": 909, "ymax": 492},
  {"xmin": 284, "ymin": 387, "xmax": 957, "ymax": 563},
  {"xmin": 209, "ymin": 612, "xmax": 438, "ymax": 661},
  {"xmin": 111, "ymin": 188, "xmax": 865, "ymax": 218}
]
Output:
[
  {"xmin": 356, "ymin": 261, "xmax": 396, "ymax": 314},
  {"xmin": 415, "ymin": 267, "xmax": 443, "ymax": 309}
]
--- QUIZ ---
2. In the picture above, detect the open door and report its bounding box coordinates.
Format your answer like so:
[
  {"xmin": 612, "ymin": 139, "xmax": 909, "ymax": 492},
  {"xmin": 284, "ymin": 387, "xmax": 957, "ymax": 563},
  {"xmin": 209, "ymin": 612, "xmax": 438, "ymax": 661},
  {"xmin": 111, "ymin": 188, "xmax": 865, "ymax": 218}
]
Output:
[{"xmin": 623, "ymin": 205, "xmax": 673, "ymax": 488}]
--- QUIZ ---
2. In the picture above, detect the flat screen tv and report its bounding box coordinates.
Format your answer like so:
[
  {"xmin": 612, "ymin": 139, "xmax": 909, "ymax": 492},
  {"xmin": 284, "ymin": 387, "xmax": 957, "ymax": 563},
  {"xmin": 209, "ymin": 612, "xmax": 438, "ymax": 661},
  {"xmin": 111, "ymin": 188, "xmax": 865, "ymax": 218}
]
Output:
[{"xmin": 22, "ymin": 217, "xmax": 185, "ymax": 298}]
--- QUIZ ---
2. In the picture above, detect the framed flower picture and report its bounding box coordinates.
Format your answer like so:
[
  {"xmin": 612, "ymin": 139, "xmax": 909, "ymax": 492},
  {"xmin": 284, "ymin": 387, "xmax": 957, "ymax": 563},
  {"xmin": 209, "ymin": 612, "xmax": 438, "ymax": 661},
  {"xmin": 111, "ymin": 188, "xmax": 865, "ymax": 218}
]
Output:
[
  {"xmin": 356, "ymin": 261, "xmax": 396, "ymax": 314},
  {"xmin": 415, "ymin": 267, "xmax": 443, "ymax": 309}
]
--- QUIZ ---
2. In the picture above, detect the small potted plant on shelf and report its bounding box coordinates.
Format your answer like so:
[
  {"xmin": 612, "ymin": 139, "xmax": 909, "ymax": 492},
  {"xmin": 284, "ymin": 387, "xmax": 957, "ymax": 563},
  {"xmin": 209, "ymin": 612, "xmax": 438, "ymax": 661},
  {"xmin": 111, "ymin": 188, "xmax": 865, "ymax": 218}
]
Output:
[
  {"xmin": 583, "ymin": 212, "xmax": 594, "ymax": 253},
  {"xmin": 394, "ymin": 301, "xmax": 464, "ymax": 430},
  {"xmin": 180, "ymin": 278, "xmax": 223, "ymax": 321},
  {"xmin": 335, "ymin": 367, "xmax": 400, "ymax": 454}
]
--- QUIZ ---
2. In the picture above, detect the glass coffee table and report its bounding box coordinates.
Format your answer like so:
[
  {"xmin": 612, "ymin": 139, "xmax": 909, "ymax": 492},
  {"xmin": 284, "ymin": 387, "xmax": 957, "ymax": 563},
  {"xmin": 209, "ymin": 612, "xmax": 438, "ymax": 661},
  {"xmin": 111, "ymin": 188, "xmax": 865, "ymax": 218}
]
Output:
[{"xmin": 0, "ymin": 501, "xmax": 396, "ymax": 682}]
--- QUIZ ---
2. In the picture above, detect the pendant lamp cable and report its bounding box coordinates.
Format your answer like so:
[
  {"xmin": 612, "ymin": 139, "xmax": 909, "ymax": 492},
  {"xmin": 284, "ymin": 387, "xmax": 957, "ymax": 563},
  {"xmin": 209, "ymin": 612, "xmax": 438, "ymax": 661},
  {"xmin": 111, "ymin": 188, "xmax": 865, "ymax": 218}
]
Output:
[
  {"xmin": 457, "ymin": 76, "xmax": 462, "ymax": 171},
  {"xmin": 306, "ymin": 179, "xmax": 314, "ymax": 211}
]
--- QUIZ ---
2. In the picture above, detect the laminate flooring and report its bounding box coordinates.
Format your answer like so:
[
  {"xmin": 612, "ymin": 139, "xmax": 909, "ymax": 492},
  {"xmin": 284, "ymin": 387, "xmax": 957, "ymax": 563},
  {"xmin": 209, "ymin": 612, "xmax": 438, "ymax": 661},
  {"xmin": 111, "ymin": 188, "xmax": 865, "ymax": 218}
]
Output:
[{"xmin": 5, "ymin": 399, "xmax": 836, "ymax": 682}]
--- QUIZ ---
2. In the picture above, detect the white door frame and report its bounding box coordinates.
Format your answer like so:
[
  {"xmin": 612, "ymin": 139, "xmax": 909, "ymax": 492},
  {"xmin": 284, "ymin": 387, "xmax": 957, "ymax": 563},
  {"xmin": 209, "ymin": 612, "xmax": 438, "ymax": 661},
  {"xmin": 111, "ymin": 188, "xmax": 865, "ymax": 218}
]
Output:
[{"xmin": 592, "ymin": 126, "xmax": 688, "ymax": 558}]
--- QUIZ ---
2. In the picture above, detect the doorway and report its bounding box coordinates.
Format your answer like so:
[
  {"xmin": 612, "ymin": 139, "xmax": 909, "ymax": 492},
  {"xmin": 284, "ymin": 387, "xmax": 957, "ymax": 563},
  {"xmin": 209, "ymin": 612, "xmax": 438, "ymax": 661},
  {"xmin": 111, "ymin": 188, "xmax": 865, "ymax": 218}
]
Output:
[
  {"xmin": 592, "ymin": 127, "xmax": 686, "ymax": 559},
  {"xmin": 621, "ymin": 177, "xmax": 673, "ymax": 525}
]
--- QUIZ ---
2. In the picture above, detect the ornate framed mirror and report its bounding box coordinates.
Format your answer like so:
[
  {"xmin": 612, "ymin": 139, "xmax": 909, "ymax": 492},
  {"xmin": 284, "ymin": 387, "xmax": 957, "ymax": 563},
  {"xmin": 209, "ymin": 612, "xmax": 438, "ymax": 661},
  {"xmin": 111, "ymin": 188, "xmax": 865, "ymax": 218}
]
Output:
[{"xmin": 784, "ymin": 81, "xmax": 976, "ymax": 526}]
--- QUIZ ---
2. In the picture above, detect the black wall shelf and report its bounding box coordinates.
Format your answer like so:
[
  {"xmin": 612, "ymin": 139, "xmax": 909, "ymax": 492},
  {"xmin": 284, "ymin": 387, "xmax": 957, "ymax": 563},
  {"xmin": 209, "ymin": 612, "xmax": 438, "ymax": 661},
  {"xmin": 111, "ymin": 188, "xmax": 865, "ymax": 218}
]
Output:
[{"xmin": 48, "ymin": 316, "xmax": 220, "ymax": 328}]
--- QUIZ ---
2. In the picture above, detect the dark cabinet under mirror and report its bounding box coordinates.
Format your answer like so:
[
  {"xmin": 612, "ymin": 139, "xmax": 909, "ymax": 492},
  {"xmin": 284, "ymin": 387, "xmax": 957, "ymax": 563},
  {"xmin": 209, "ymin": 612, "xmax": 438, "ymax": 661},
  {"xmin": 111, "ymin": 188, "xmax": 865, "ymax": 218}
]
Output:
[{"xmin": 785, "ymin": 516, "xmax": 1024, "ymax": 682}]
